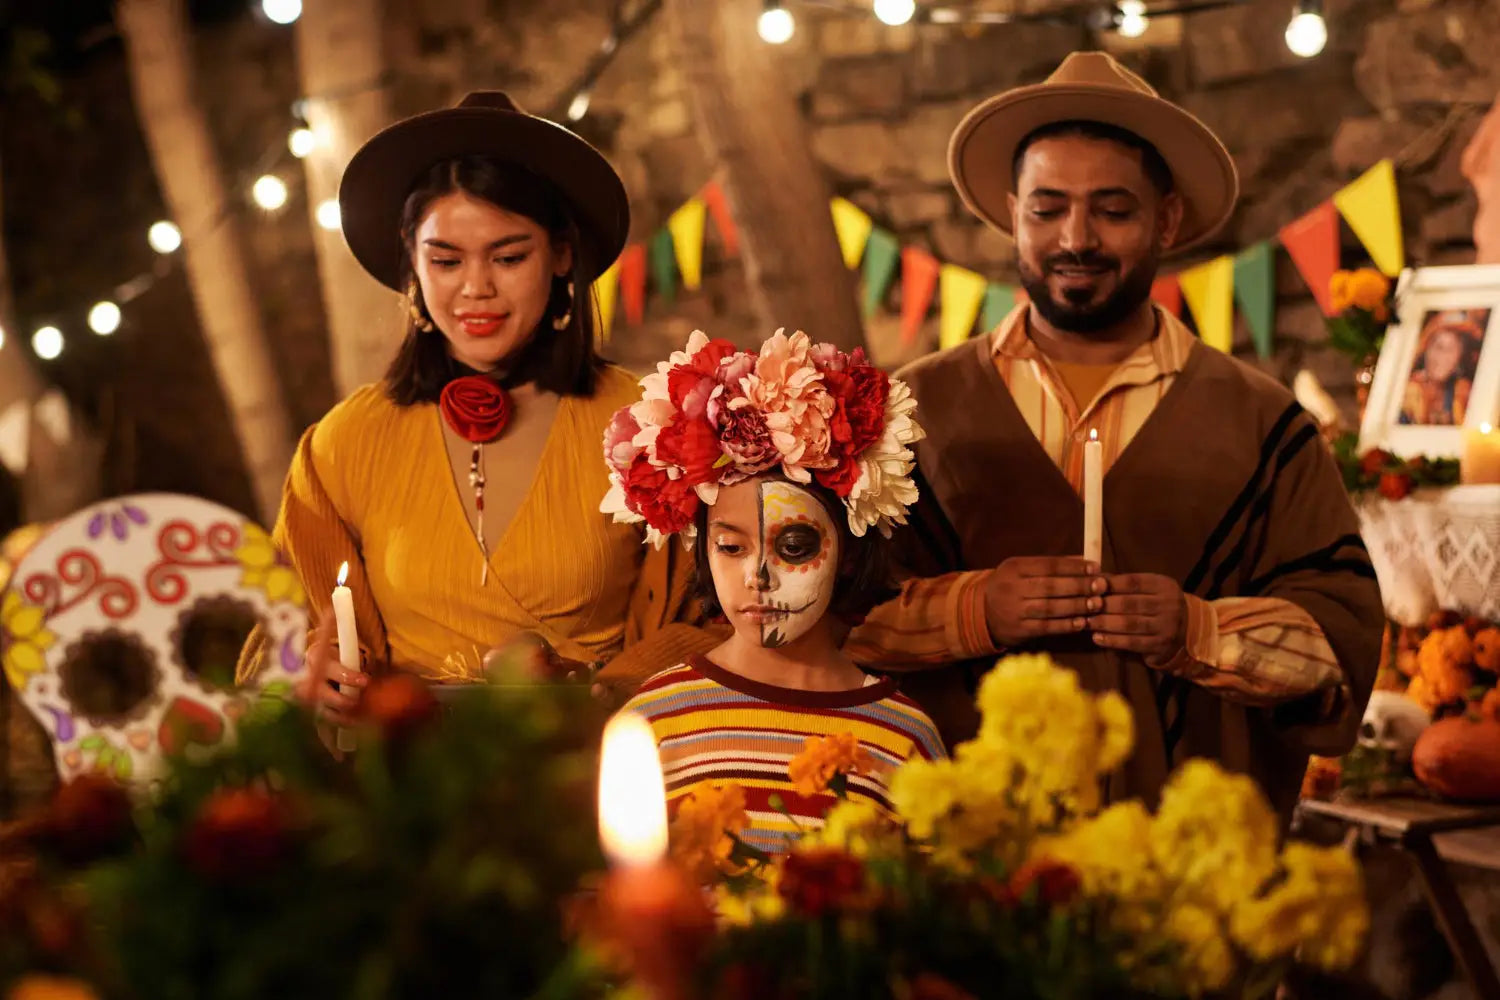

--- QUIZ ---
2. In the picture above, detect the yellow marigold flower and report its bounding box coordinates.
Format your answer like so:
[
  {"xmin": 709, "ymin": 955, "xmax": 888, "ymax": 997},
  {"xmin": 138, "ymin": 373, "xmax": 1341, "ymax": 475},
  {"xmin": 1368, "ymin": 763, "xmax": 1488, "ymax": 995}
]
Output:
[
  {"xmin": 1152, "ymin": 759, "xmax": 1279, "ymax": 912},
  {"xmin": 2, "ymin": 589, "xmax": 55, "ymax": 692},
  {"xmin": 669, "ymin": 781, "xmax": 749, "ymax": 882},
  {"xmin": 889, "ymin": 752, "xmax": 1022, "ymax": 865},
  {"xmin": 1348, "ymin": 268, "xmax": 1390, "ymax": 317},
  {"xmin": 1229, "ymin": 842, "xmax": 1368, "ymax": 970},
  {"xmin": 1418, "ymin": 630, "xmax": 1473, "ymax": 704},
  {"xmin": 1033, "ymin": 801, "xmax": 1164, "ymax": 904},
  {"xmin": 802, "ymin": 798, "xmax": 897, "ymax": 857},
  {"xmin": 787, "ymin": 731, "xmax": 868, "ymax": 796},
  {"xmin": 1329, "ymin": 270, "xmax": 1354, "ymax": 314},
  {"xmin": 712, "ymin": 877, "xmax": 786, "ymax": 927},
  {"xmin": 1164, "ymin": 903, "xmax": 1236, "ymax": 995},
  {"xmin": 6, "ymin": 976, "xmax": 101, "ymax": 1000},
  {"xmin": 1096, "ymin": 690, "xmax": 1135, "ymax": 773},
  {"xmin": 1404, "ymin": 674, "xmax": 1443, "ymax": 714},
  {"xmin": 234, "ymin": 523, "xmax": 307, "ymax": 608}
]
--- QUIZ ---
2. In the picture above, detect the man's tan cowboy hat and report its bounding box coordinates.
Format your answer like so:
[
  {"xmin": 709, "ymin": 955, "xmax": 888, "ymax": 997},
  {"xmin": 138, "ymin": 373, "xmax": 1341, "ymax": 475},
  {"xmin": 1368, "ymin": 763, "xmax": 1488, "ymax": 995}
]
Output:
[
  {"xmin": 948, "ymin": 51, "xmax": 1239, "ymax": 255},
  {"xmin": 339, "ymin": 91, "xmax": 629, "ymax": 289}
]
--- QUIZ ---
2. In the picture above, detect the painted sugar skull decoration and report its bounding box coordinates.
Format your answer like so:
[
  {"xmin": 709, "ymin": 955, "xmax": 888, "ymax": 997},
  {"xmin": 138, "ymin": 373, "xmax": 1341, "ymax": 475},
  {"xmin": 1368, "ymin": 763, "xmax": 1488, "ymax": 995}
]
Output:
[{"xmin": 2, "ymin": 493, "xmax": 308, "ymax": 785}]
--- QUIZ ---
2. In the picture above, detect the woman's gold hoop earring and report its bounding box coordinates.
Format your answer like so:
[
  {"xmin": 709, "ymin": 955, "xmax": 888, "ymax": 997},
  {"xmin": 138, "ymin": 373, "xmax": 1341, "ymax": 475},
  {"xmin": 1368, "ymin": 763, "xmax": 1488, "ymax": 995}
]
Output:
[
  {"xmin": 407, "ymin": 282, "xmax": 434, "ymax": 332},
  {"xmin": 551, "ymin": 280, "xmax": 575, "ymax": 331}
]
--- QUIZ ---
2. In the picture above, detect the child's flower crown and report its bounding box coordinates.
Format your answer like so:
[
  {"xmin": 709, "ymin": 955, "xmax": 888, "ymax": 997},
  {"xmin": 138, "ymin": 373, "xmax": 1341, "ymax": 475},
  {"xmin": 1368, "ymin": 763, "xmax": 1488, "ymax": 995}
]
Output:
[{"xmin": 600, "ymin": 329, "xmax": 925, "ymax": 546}]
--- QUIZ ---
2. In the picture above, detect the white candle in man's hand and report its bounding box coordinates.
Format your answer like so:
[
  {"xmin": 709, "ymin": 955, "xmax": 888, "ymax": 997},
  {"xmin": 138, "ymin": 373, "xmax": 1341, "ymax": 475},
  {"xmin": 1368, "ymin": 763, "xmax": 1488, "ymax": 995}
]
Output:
[
  {"xmin": 331, "ymin": 560, "xmax": 361, "ymax": 752},
  {"xmin": 1083, "ymin": 429, "xmax": 1103, "ymax": 565}
]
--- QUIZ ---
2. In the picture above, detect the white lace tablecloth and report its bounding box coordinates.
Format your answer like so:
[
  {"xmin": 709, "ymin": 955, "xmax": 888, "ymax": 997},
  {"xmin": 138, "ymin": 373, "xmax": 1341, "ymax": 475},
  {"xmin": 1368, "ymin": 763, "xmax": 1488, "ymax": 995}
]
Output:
[{"xmin": 1356, "ymin": 485, "xmax": 1500, "ymax": 625}]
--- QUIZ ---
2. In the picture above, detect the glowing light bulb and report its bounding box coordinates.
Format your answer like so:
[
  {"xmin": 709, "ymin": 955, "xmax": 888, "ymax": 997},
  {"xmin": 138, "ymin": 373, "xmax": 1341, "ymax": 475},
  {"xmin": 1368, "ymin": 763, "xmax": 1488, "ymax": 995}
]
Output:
[
  {"xmin": 566, "ymin": 90, "xmax": 591, "ymax": 122},
  {"xmin": 757, "ymin": 5, "xmax": 795, "ymax": 44},
  {"xmin": 88, "ymin": 301, "xmax": 121, "ymax": 336},
  {"xmin": 32, "ymin": 326, "xmax": 63, "ymax": 360},
  {"xmin": 252, "ymin": 175, "xmax": 289, "ymax": 211},
  {"xmin": 315, "ymin": 199, "xmax": 342, "ymax": 232},
  {"xmin": 1285, "ymin": 7, "xmax": 1327, "ymax": 57},
  {"xmin": 873, "ymin": 0, "xmax": 916, "ymax": 27},
  {"xmin": 1118, "ymin": 12, "xmax": 1148, "ymax": 36},
  {"xmin": 148, "ymin": 220, "xmax": 181, "ymax": 254},
  {"xmin": 261, "ymin": 0, "xmax": 301, "ymax": 25},
  {"xmin": 288, "ymin": 127, "xmax": 316, "ymax": 158}
]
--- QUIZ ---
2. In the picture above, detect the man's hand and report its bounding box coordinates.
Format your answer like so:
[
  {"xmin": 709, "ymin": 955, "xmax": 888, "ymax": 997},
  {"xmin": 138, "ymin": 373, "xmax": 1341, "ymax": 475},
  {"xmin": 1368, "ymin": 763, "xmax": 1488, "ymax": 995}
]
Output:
[
  {"xmin": 1088, "ymin": 573, "xmax": 1188, "ymax": 667},
  {"xmin": 984, "ymin": 557, "xmax": 1105, "ymax": 648}
]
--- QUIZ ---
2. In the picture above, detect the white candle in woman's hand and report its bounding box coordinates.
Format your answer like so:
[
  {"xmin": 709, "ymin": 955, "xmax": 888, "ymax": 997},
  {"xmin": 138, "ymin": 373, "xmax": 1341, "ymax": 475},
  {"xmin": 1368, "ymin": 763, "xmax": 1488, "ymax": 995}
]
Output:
[
  {"xmin": 1083, "ymin": 429, "xmax": 1103, "ymax": 565},
  {"xmin": 331, "ymin": 561, "xmax": 361, "ymax": 752}
]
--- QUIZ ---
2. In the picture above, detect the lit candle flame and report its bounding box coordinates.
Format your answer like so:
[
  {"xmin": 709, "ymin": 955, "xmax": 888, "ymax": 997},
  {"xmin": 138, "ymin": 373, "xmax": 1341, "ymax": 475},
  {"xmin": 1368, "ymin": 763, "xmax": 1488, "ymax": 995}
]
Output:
[
  {"xmin": 336, "ymin": 561, "xmax": 349, "ymax": 587},
  {"xmin": 598, "ymin": 711, "xmax": 668, "ymax": 869},
  {"xmin": 1483, "ymin": 423, "xmax": 1495, "ymax": 435},
  {"xmin": 1089, "ymin": 428, "xmax": 1099, "ymax": 442}
]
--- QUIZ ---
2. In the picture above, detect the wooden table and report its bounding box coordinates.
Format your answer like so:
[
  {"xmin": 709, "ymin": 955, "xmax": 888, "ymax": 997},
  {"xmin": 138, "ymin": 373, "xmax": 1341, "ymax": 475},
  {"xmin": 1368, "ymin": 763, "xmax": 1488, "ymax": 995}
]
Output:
[{"xmin": 1296, "ymin": 795, "xmax": 1500, "ymax": 997}]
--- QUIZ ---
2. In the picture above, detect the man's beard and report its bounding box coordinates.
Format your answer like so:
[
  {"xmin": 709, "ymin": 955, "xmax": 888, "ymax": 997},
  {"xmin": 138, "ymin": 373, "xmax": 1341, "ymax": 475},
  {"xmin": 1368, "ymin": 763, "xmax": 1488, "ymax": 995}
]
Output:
[{"xmin": 1019, "ymin": 249, "xmax": 1159, "ymax": 334}]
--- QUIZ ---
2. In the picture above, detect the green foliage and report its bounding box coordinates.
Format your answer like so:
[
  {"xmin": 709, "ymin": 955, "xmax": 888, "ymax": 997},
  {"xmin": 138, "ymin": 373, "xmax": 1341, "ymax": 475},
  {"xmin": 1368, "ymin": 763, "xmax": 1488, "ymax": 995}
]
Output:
[{"xmin": 1331, "ymin": 432, "xmax": 1460, "ymax": 495}]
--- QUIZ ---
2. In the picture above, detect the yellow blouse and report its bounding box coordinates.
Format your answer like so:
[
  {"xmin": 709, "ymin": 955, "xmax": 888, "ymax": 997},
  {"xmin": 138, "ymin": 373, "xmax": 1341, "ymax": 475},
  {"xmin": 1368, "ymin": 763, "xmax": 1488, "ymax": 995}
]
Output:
[{"xmin": 238, "ymin": 365, "xmax": 711, "ymax": 683}]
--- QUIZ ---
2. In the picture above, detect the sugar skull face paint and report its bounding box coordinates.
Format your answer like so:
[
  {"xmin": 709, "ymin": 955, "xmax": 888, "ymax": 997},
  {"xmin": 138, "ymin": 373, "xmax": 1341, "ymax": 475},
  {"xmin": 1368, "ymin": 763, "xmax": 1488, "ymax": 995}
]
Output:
[{"xmin": 706, "ymin": 479, "xmax": 839, "ymax": 649}]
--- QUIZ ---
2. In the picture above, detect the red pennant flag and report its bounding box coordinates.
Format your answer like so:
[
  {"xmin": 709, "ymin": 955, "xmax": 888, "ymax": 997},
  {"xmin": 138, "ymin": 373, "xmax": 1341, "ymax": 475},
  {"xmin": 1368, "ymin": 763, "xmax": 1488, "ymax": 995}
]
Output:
[
  {"xmin": 1279, "ymin": 201, "xmax": 1340, "ymax": 316},
  {"xmin": 900, "ymin": 246, "xmax": 941, "ymax": 346},
  {"xmin": 618, "ymin": 243, "xmax": 648, "ymax": 326},
  {"xmin": 700, "ymin": 179, "xmax": 739, "ymax": 259},
  {"xmin": 1151, "ymin": 275, "xmax": 1182, "ymax": 316}
]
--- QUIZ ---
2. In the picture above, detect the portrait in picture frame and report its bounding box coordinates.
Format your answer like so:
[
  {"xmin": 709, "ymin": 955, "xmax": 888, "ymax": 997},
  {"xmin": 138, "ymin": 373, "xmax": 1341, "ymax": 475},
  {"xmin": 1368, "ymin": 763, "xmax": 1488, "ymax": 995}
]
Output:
[{"xmin": 1359, "ymin": 264, "xmax": 1500, "ymax": 458}]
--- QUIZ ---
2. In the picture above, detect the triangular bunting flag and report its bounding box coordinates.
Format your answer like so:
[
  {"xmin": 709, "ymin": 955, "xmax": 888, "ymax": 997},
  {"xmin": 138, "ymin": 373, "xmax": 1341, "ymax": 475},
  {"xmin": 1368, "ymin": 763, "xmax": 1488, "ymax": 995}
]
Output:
[
  {"xmin": 1279, "ymin": 201, "xmax": 1340, "ymax": 315},
  {"xmin": 899, "ymin": 246, "xmax": 940, "ymax": 346},
  {"xmin": 938, "ymin": 264, "xmax": 988, "ymax": 350},
  {"xmin": 1233, "ymin": 242, "xmax": 1276, "ymax": 359},
  {"xmin": 619, "ymin": 243, "xmax": 648, "ymax": 325},
  {"xmin": 667, "ymin": 197, "xmax": 707, "ymax": 290},
  {"xmin": 862, "ymin": 228, "xmax": 900, "ymax": 318},
  {"xmin": 700, "ymin": 179, "xmax": 739, "ymax": 258},
  {"xmin": 982, "ymin": 283, "xmax": 1018, "ymax": 333},
  {"xmin": 592, "ymin": 258, "xmax": 620, "ymax": 344},
  {"xmin": 650, "ymin": 229, "xmax": 677, "ymax": 304},
  {"xmin": 1150, "ymin": 275, "xmax": 1182, "ymax": 316},
  {"xmin": 830, "ymin": 197, "xmax": 873, "ymax": 269},
  {"xmin": 1333, "ymin": 159, "xmax": 1404, "ymax": 277},
  {"xmin": 1179, "ymin": 255, "xmax": 1235, "ymax": 353}
]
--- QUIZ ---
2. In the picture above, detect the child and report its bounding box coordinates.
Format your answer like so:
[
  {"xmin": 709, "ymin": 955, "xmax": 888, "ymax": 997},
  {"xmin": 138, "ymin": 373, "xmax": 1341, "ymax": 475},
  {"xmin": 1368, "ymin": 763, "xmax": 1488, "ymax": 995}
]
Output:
[{"xmin": 601, "ymin": 330, "xmax": 946, "ymax": 856}]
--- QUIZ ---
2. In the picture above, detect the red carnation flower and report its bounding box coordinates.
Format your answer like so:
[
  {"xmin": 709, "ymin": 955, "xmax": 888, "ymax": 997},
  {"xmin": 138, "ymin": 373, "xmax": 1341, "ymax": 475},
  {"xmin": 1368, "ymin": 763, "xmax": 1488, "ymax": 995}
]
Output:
[
  {"xmin": 815, "ymin": 455, "xmax": 862, "ymax": 498},
  {"xmin": 623, "ymin": 455, "xmax": 699, "ymax": 534},
  {"xmin": 1378, "ymin": 471, "xmax": 1414, "ymax": 501},
  {"xmin": 1360, "ymin": 448, "xmax": 1393, "ymax": 476},
  {"xmin": 777, "ymin": 846, "xmax": 866, "ymax": 917},
  {"xmin": 719, "ymin": 404, "xmax": 779, "ymax": 476},
  {"xmin": 668, "ymin": 337, "xmax": 739, "ymax": 418},
  {"xmin": 1007, "ymin": 858, "xmax": 1081, "ymax": 908},
  {"xmin": 654, "ymin": 416, "xmax": 724, "ymax": 486},
  {"xmin": 844, "ymin": 363, "xmax": 890, "ymax": 455}
]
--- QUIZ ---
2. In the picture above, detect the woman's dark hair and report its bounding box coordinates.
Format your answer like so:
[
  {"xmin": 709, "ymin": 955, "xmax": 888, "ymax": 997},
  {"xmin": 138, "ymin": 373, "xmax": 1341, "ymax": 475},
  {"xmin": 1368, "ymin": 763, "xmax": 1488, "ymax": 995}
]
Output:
[
  {"xmin": 691, "ymin": 481, "xmax": 901, "ymax": 625},
  {"xmin": 384, "ymin": 156, "xmax": 602, "ymax": 405}
]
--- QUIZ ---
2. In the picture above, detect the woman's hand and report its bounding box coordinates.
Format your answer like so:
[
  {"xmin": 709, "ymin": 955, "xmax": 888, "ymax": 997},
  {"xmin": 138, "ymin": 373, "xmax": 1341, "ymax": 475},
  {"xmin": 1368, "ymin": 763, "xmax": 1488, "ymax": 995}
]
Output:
[{"xmin": 296, "ymin": 611, "xmax": 370, "ymax": 729}]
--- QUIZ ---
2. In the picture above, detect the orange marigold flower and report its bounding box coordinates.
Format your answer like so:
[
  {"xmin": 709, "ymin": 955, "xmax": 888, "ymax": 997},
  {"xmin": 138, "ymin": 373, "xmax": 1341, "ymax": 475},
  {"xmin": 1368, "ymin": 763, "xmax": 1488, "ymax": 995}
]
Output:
[
  {"xmin": 1348, "ymin": 268, "xmax": 1390, "ymax": 316},
  {"xmin": 668, "ymin": 781, "xmax": 749, "ymax": 882},
  {"xmin": 1329, "ymin": 271, "xmax": 1354, "ymax": 314},
  {"xmin": 787, "ymin": 732, "xmax": 869, "ymax": 797}
]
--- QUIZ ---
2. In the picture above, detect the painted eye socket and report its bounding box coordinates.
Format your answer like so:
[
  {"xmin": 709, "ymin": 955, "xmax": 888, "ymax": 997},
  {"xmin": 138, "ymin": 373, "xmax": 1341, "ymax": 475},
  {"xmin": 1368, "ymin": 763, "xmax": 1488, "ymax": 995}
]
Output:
[{"xmin": 772, "ymin": 523, "xmax": 822, "ymax": 565}]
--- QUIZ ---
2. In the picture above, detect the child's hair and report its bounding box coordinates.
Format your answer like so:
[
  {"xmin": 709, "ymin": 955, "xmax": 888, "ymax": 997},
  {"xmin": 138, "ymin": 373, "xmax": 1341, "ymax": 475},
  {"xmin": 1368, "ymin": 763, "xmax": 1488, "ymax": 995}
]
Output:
[{"xmin": 691, "ymin": 480, "xmax": 901, "ymax": 625}]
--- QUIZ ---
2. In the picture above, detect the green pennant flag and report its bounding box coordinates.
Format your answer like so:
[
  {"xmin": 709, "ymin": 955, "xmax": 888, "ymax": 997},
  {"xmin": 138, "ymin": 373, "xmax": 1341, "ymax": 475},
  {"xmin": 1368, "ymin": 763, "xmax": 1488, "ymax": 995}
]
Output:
[
  {"xmin": 1232, "ymin": 241, "xmax": 1275, "ymax": 359},
  {"xmin": 650, "ymin": 228, "xmax": 677, "ymax": 304},
  {"xmin": 982, "ymin": 283, "xmax": 1018, "ymax": 333},
  {"xmin": 861, "ymin": 228, "xmax": 900, "ymax": 317}
]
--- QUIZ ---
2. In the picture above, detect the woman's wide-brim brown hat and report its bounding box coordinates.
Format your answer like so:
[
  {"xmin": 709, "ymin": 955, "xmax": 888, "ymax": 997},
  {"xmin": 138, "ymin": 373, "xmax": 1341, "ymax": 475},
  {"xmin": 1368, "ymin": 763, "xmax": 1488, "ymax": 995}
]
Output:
[
  {"xmin": 948, "ymin": 52, "xmax": 1239, "ymax": 256},
  {"xmin": 339, "ymin": 91, "xmax": 629, "ymax": 289}
]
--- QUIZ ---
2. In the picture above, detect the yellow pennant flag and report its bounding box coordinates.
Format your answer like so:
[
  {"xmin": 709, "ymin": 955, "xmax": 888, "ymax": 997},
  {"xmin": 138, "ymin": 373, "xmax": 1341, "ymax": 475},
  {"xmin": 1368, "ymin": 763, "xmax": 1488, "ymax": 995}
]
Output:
[
  {"xmin": 829, "ymin": 197, "xmax": 873, "ymax": 269},
  {"xmin": 1333, "ymin": 159, "xmax": 1404, "ymax": 277},
  {"xmin": 1179, "ymin": 255, "xmax": 1235, "ymax": 353},
  {"xmin": 667, "ymin": 197, "xmax": 708, "ymax": 289},
  {"xmin": 592, "ymin": 258, "xmax": 620, "ymax": 344},
  {"xmin": 938, "ymin": 263, "xmax": 988, "ymax": 349}
]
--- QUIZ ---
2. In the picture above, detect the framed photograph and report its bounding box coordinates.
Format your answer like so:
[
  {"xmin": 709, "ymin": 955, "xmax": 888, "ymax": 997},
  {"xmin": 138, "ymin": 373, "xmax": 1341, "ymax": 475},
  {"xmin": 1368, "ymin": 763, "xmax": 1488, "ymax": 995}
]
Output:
[{"xmin": 1360, "ymin": 264, "xmax": 1500, "ymax": 458}]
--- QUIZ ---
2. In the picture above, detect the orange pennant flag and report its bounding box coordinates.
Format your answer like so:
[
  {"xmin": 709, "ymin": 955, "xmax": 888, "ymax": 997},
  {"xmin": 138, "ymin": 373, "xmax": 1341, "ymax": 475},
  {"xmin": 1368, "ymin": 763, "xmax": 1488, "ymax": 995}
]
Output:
[
  {"xmin": 618, "ymin": 243, "xmax": 648, "ymax": 326},
  {"xmin": 1151, "ymin": 275, "xmax": 1182, "ymax": 316},
  {"xmin": 1279, "ymin": 201, "xmax": 1341, "ymax": 316},
  {"xmin": 900, "ymin": 246, "xmax": 941, "ymax": 346},
  {"xmin": 701, "ymin": 179, "xmax": 739, "ymax": 258}
]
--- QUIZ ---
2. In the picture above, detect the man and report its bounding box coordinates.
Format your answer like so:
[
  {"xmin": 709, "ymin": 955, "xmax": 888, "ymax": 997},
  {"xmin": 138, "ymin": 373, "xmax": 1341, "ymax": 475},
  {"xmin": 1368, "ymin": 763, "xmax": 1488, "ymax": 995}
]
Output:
[{"xmin": 846, "ymin": 51, "xmax": 1382, "ymax": 823}]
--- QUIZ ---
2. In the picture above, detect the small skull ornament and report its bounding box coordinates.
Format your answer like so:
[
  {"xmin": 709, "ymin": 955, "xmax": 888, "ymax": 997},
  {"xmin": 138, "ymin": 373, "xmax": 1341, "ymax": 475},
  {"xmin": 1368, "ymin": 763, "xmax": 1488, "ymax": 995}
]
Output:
[{"xmin": 1359, "ymin": 690, "xmax": 1432, "ymax": 760}]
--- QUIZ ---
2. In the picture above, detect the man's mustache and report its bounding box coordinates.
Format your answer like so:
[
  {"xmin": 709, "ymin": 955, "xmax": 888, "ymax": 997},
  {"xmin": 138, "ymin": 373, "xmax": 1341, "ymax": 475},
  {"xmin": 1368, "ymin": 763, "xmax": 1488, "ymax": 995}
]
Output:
[{"xmin": 1043, "ymin": 252, "xmax": 1118, "ymax": 272}]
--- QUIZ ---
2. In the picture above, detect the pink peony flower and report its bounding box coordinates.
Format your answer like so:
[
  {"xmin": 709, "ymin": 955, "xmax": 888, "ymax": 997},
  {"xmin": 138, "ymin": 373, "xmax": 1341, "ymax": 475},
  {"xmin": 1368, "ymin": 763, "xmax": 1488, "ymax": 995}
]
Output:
[
  {"xmin": 743, "ymin": 330, "xmax": 837, "ymax": 477},
  {"xmin": 602, "ymin": 407, "xmax": 642, "ymax": 476}
]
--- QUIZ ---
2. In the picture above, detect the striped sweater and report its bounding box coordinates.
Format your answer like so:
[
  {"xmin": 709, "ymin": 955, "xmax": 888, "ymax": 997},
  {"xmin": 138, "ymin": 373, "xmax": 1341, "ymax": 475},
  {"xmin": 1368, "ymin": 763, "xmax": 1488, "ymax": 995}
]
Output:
[{"xmin": 621, "ymin": 655, "xmax": 946, "ymax": 855}]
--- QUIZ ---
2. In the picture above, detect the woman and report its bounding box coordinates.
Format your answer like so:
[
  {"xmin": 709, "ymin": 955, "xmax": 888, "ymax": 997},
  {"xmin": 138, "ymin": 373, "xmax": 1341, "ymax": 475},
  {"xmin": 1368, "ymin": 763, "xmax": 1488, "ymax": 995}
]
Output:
[
  {"xmin": 607, "ymin": 330, "xmax": 944, "ymax": 853},
  {"xmin": 1399, "ymin": 311, "xmax": 1483, "ymax": 426},
  {"xmin": 237, "ymin": 93, "xmax": 715, "ymax": 727}
]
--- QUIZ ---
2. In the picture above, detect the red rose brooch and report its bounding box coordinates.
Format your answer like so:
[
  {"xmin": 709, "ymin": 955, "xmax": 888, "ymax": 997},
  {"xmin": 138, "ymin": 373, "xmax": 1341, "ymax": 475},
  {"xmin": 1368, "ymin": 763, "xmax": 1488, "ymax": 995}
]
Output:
[{"xmin": 439, "ymin": 376, "xmax": 514, "ymax": 585}]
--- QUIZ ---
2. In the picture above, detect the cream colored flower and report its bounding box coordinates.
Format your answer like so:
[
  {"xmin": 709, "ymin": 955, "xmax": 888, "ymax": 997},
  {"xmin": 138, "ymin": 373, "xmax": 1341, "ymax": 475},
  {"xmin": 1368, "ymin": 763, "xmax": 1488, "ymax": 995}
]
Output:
[{"xmin": 845, "ymin": 376, "xmax": 925, "ymax": 538}]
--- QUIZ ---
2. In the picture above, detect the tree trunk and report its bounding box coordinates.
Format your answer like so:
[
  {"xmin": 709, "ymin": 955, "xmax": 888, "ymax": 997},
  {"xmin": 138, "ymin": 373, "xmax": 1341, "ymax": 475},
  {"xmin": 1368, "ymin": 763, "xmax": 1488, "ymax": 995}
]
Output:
[
  {"xmin": 294, "ymin": 0, "xmax": 401, "ymax": 395},
  {"xmin": 664, "ymin": 0, "xmax": 864, "ymax": 352},
  {"xmin": 116, "ymin": 0, "xmax": 295, "ymax": 523}
]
